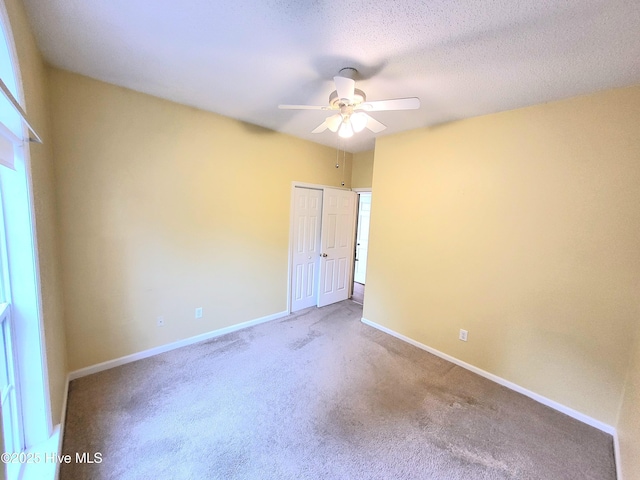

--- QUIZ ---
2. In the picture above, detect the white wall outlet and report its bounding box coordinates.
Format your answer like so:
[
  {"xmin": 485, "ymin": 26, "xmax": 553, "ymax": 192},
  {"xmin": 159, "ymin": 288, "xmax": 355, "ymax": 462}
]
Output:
[
  {"xmin": 157, "ymin": 316, "xmax": 165, "ymax": 327},
  {"xmin": 459, "ymin": 329, "xmax": 468, "ymax": 341},
  {"xmin": 195, "ymin": 307, "xmax": 203, "ymax": 319}
]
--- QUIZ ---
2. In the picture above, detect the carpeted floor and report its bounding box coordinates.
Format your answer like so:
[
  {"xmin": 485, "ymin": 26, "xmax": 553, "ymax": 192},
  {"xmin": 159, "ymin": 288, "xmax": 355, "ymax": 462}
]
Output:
[
  {"xmin": 352, "ymin": 282, "xmax": 365, "ymax": 304},
  {"xmin": 61, "ymin": 300, "xmax": 616, "ymax": 479}
]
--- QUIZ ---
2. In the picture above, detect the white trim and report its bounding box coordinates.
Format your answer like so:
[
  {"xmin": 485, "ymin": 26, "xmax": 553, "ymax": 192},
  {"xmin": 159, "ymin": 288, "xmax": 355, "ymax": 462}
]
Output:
[
  {"xmin": 351, "ymin": 187, "xmax": 372, "ymax": 193},
  {"xmin": 286, "ymin": 186, "xmax": 296, "ymax": 314},
  {"xmin": 0, "ymin": 78, "xmax": 41, "ymax": 144},
  {"xmin": 17, "ymin": 373, "xmax": 65, "ymax": 480},
  {"xmin": 25, "ymin": 145, "xmax": 53, "ymax": 438},
  {"xmin": 291, "ymin": 181, "xmax": 351, "ymax": 191},
  {"xmin": 361, "ymin": 317, "xmax": 616, "ymax": 436},
  {"xmin": 69, "ymin": 310, "xmax": 289, "ymax": 381},
  {"xmin": 614, "ymin": 432, "xmax": 623, "ymax": 480},
  {"xmin": 19, "ymin": 425, "xmax": 59, "ymax": 480},
  {"xmin": 53, "ymin": 375, "xmax": 70, "ymax": 480}
]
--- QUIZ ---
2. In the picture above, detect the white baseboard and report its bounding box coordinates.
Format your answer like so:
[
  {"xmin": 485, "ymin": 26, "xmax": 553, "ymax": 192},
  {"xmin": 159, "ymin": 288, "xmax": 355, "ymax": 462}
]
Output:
[
  {"xmin": 361, "ymin": 317, "xmax": 616, "ymax": 436},
  {"xmin": 54, "ymin": 374, "xmax": 70, "ymax": 480},
  {"xmin": 614, "ymin": 432, "xmax": 623, "ymax": 480},
  {"xmin": 69, "ymin": 310, "xmax": 289, "ymax": 381}
]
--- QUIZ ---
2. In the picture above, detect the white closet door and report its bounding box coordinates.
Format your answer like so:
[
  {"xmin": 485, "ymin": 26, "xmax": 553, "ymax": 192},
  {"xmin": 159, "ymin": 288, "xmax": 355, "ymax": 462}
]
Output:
[{"xmin": 291, "ymin": 187, "xmax": 323, "ymax": 312}]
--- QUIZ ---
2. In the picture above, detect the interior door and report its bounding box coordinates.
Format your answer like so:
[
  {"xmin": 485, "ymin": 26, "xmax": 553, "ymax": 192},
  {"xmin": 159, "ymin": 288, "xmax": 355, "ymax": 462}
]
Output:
[
  {"xmin": 318, "ymin": 188, "xmax": 357, "ymax": 307},
  {"xmin": 354, "ymin": 192, "xmax": 371, "ymax": 284},
  {"xmin": 291, "ymin": 187, "xmax": 322, "ymax": 312}
]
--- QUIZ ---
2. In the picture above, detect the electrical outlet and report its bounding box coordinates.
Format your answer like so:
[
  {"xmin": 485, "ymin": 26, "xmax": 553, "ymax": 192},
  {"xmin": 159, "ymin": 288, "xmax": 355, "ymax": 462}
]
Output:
[
  {"xmin": 459, "ymin": 329, "xmax": 468, "ymax": 342},
  {"xmin": 195, "ymin": 307, "xmax": 203, "ymax": 319},
  {"xmin": 157, "ymin": 316, "xmax": 165, "ymax": 327}
]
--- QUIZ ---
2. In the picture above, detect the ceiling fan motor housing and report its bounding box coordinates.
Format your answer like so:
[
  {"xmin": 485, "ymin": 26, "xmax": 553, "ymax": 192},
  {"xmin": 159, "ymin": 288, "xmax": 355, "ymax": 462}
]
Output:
[
  {"xmin": 338, "ymin": 67, "xmax": 358, "ymax": 79},
  {"xmin": 329, "ymin": 88, "xmax": 366, "ymax": 108}
]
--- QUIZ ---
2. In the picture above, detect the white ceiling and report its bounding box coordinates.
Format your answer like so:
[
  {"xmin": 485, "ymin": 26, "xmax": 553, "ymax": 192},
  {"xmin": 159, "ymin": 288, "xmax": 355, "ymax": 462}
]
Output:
[{"xmin": 21, "ymin": 0, "xmax": 640, "ymax": 153}]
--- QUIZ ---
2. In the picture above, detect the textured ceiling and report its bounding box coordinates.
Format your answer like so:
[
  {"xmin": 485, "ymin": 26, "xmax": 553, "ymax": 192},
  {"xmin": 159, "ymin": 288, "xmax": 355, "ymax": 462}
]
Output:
[{"xmin": 22, "ymin": 0, "xmax": 640, "ymax": 153}]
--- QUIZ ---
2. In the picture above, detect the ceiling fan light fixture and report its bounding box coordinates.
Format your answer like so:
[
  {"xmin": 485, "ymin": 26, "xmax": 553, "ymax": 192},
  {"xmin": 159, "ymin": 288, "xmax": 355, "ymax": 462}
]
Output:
[
  {"xmin": 338, "ymin": 121, "xmax": 353, "ymax": 138},
  {"xmin": 351, "ymin": 112, "xmax": 368, "ymax": 133}
]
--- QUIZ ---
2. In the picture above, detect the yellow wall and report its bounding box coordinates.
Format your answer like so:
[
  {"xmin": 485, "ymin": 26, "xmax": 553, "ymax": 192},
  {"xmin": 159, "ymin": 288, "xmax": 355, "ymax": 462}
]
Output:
[
  {"xmin": 351, "ymin": 149, "xmax": 374, "ymax": 189},
  {"xmin": 618, "ymin": 320, "xmax": 640, "ymax": 479},
  {"xmin": 48, "ymin": 69, "xmax": 351, "ymax": 370},
  {"xmin": 364, "ymin": 85, "xmax": 640, "ymax": 426},
  {"xmin": 3, "ymin": 0, "xmax": 67, "ymax": 425}
]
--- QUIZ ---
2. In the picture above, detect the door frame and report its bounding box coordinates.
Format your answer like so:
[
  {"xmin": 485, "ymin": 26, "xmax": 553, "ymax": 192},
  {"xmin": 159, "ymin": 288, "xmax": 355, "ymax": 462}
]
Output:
[
  {"xmin": 351, "ymin": 188, "xmax": 372, "ymax": 286},
  {"xmin": 287, "ymin": 182, "xmax": 353, "ymax": 314}
]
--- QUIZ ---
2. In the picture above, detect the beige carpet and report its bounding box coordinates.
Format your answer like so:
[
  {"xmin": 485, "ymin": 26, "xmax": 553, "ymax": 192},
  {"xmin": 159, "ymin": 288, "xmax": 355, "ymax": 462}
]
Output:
[
  {"xmin": 61, "ymin": 300, "xmax": 616, "ymax": 479},
  {"xmin": 352, "ymin": 282, "xmax": 365, "ymax": 304}
]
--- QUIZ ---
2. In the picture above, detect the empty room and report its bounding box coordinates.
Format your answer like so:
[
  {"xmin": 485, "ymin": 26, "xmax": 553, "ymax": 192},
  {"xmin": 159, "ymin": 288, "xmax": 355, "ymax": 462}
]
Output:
[{"xmin": 0, "ymin": 0, "xmax": 639, "ymax": 478}]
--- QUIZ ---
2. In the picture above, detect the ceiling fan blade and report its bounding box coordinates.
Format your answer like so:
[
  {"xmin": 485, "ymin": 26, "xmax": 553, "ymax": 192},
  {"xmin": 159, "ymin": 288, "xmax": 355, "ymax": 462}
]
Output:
[
  {"xmin": 325, "ymin": 113, "xmax": 343, "ymax": 133},
  {"xmin": 364, "ymin": 114, "xmax": 386, "ymax": 133},
  {"xmin": 278, "ymin": 104, "xmax": 330, "ymax": 110},
  {"xmin": 357, "ymin": 97, "xmax": 420, "ymax": 111},
  {"xmin": 334, "ymin": 76, "xmax": 355, "ymax": 103},
  {"xmin": 311, "ymin": 121, "xmax": 328, "ymax": 133}
]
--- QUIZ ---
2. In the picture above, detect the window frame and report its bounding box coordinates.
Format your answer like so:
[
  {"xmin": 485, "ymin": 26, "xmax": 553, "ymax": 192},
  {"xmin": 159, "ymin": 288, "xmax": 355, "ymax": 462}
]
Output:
[{"xmin": 0, "ymin": 0, "xmax": 53, "ymax": 463}]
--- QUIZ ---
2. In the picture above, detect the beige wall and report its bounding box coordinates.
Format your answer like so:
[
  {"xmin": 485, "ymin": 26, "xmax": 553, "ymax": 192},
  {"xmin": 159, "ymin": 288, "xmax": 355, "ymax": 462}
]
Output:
[
  {"xmin": 351, "ymin": 149, "xmax": 374, "ymax": 189},
  {"xmin": 3, "ymin": 0, "xmax": 67, "ymax": 425},
  {"xmin": 618, "ymin": 320, "xmax": 640, "ymax": 479},
  {"xmin": 48, "ymin": 69, "xmax": 351, "ymax": 370},
  {"xmin": 364, "ymin": 85, "xmax": 640, "ymax": 426}
]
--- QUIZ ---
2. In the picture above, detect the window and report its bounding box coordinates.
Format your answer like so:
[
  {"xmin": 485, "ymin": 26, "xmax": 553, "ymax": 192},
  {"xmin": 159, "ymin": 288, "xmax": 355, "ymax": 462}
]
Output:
[
  {"xmin": 0, "ymin": 3, "xmax": 52, "ymax": 479},
  {"xmin": 0, "ymin": 12, "xmax": 25, "ymax": 477}
]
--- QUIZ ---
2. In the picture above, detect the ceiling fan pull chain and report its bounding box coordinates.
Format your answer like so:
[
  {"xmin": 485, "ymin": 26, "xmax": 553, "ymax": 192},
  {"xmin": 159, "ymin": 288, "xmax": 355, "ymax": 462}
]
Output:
[{"xmin": 341, "ymin": 148, "xmax": 346, "ymax": 186}]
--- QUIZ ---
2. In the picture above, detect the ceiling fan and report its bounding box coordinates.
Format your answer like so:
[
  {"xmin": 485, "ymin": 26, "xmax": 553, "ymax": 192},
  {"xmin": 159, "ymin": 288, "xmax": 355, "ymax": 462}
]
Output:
[{"xmin": 278, "ymin": 68, "xmax": 420, "ymax": 139}]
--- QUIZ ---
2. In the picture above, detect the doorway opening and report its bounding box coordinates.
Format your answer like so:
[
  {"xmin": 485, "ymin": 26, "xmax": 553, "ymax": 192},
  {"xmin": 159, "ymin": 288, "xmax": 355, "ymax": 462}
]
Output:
[{"xmin": 352, "ymin": 192, "xmax": 371, "ymax": 305}]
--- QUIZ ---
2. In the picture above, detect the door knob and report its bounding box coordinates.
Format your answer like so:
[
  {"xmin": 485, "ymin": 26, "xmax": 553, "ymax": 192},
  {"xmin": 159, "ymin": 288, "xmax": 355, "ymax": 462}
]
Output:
[{"xmin": 321, "ymin": 253, "xmax": 328, "ymax": 257}]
